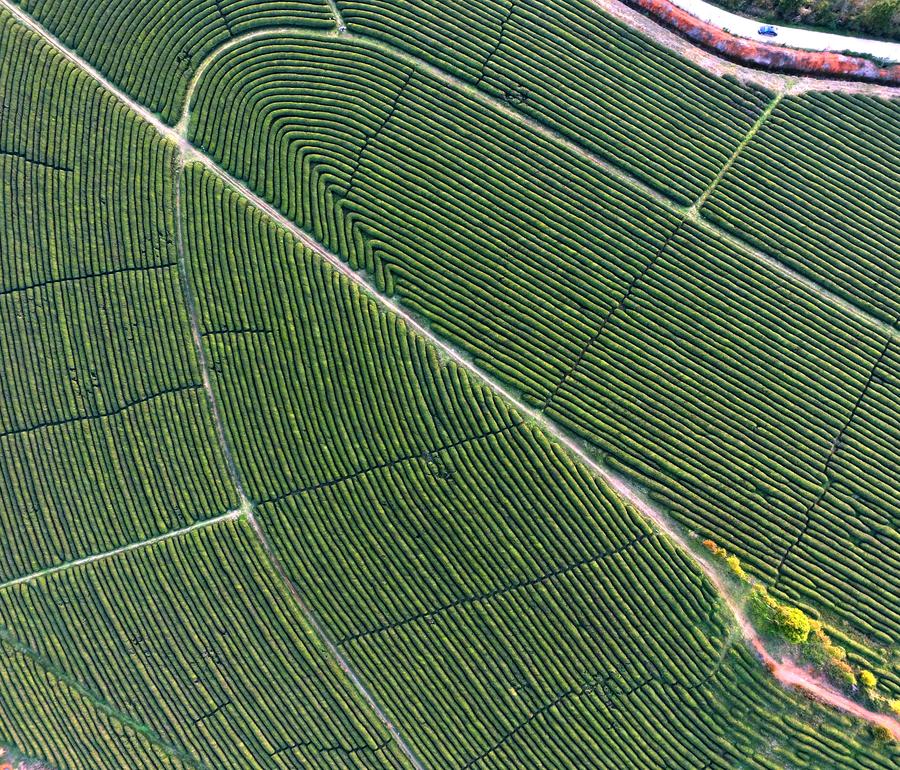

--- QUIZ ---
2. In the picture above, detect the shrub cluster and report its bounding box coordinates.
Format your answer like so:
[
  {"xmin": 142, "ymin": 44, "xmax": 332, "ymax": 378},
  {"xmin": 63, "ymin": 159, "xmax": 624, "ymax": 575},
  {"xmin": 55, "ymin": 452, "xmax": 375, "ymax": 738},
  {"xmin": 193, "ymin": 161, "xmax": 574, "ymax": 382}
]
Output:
[{"xmin": 705, "ymin": 538, "xmax": 898, "ymax": 719}]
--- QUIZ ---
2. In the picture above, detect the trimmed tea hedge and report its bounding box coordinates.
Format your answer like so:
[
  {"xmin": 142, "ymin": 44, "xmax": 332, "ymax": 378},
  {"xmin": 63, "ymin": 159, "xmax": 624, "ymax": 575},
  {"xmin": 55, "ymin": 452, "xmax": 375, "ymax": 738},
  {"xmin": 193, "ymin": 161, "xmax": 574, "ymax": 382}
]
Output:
[
  {"xmin": 0, "ymin": 12, "xmax": 236, "ymax": 580},
  {"xmin": 705, "ymin": 92, "xmax": 900, "ymax": 324},
  {"xmin": 182, "ymin": 169, "xmax": 897, "ymax": 769},
  {"xmin": 189, "ymin": 34, "xmax": 682, "ymax": 407},
  {"xmin": 0, "ymin": 518, "xmax": 410, "ymax": 770},
  {"xmin": 0, "ymin": 637, "xmax": 194, "ymax": 770},
  {"xmin": 17, "ymin": 0, "xmax": 334, "ymax": 123},
  {"xmin": 2, "ymin": 1, "xmax": 898, "ymax": 766},
  {"xmin": 183, "ymin": 166, "xmax": 521, "ymax": 501},
  {"xmin": 188, "ymin": 32, "xmax": 898, "ymax": 649},
  {"xmin": 548, "ymin": 221, "xmax": 899, "ymax": 646},
  {"xmin": 333, "ymin": 0, "xmax": 773, "ymax": 203}
]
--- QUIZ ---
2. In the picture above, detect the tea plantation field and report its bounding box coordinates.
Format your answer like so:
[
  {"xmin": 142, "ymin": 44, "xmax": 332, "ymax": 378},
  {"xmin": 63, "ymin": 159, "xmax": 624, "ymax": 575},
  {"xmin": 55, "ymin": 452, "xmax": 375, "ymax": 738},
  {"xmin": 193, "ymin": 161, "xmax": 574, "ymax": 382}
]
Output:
[
  {"xmin": 0, "ymin": 0, "xmax": 898, "ymax": 768},
  {"xmin": 188, "ymin": 24, "xmax": 899, "ymax": 661}
]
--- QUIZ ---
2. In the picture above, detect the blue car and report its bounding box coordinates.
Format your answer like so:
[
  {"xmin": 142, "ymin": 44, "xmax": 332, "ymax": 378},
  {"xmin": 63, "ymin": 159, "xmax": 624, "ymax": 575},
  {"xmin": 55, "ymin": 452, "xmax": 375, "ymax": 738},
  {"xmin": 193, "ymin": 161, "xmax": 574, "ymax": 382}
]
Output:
[{"xmin": 758, "ymin": 24, "xmax": 778, "ymax": 36}]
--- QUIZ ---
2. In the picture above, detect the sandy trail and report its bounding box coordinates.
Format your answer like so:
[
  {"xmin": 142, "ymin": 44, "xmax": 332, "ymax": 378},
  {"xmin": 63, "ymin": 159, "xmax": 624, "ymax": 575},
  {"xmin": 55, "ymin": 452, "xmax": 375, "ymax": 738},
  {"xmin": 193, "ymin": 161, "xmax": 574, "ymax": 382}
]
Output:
[
  {"xmin": 604, "ymin": 476, "xmax": 900, "ymax": 741},
  {"xmin": 1, "ymin": 0, "xmax": 898, "ymax": 744}
]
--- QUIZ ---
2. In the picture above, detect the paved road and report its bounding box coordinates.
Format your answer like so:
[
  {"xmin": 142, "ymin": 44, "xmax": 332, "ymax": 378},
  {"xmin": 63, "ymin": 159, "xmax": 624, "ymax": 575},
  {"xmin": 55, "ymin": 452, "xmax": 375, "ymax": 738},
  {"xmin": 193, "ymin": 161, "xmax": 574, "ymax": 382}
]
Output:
[
  {"xmin": 669, "ymin": 0, "xmax": 900, "ymax": 62},
  {"xmin": 3, "ymin": 0, "xmax": 900, "ymax": 743}
]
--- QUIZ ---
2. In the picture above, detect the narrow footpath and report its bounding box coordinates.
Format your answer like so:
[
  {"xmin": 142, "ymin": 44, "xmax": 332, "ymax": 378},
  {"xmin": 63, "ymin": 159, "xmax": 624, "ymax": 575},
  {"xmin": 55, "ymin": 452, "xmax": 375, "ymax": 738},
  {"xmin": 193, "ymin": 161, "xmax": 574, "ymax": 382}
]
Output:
[{"xmin": 1, "ymin": 0, "xmax": 898, "ymax": 747}]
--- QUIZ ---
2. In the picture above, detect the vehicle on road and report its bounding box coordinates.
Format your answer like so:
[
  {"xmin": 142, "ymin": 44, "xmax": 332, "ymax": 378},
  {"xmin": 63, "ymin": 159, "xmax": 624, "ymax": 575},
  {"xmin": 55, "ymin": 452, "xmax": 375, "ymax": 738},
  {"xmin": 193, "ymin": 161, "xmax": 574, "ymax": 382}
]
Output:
[{"xmin": 758, "ymin": 24, "xmax": 778, "ymax": 35}]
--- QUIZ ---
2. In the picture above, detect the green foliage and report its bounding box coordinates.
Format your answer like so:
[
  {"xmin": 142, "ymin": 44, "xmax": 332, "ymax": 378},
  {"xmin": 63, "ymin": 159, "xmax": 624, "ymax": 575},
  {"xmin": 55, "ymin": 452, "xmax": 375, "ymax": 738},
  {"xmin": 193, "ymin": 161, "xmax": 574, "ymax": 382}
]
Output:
[
  {"xmin": 336, "ymin": 0, "xmax": 772, "ymax": 204},
  {"xmin": 828, "ymin": 659, "xmax": 859, "ymax": 689},
  {"xmin": 749, "ymin": 585, "xmax": 810, "ymax": 644},
  {"xmin": 0, "ymin": 13, "xmax": 237, "ymax": 581},
  {"xmin": 861, "ymin": 670, "xmax": 879, "ymax": 689},
  {"xmin": 716, "ymin": 0, "xmax": 900, "ymax": 37},
  {"xmin": 773, "ymin": 605, "xmax": 812, "ymax": 645},
  {"xmin": 17, "ymin": 0, "xmax": 334, "ymax": 123},
  {"xmin": 0, "ymin": 520, "xmax": 405, "ymax": 770},
  {"xmin": 860, "ymin": 0, "xmax": 900, "ymax": 32},
  {"xmin": 702, "ymin": 539, "xmax": 750, "ymax": 583}
]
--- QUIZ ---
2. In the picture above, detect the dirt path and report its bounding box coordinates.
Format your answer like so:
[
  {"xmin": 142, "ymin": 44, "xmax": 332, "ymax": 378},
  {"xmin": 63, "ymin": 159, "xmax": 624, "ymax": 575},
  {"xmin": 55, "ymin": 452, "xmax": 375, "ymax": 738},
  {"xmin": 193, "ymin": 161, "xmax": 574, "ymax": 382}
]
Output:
[
  {"xmin": 605, "ymin": 475, "xmax": 900, "ymax": 742},
  {"xmin": 3, "ymin": 0, "xmax": 899, "ymax": 745},
  {"xmin": 0, "ymin": 510, "xmax": 240, "ymax": 592}
]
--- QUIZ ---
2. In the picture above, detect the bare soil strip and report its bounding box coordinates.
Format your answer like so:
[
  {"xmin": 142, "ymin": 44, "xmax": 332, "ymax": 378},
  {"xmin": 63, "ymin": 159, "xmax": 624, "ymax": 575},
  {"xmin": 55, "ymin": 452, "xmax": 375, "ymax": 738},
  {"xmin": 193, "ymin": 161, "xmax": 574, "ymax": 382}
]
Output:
[
  {"xmin": 593, "ymin": 0, "xmax": 900, "ymax": 97},
  {"xmin": 2, "ymin": 0, "xmax": 898, "ymax": 744}
]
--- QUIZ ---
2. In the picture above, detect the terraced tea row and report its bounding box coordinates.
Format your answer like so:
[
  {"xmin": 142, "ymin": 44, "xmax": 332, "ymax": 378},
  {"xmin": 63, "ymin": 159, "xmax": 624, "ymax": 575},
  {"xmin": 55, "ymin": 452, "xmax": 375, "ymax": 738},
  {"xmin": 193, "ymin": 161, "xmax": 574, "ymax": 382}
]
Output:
[
  {"xmin": 336, "ymin": 0, "xmax": 900, "ymax": 324},
  {"xmin": 333, "ymin": 0, "xmax": 773, "ymax": 204},
  {"xmin": 189, "ymin": 35, "xmax": 683, "ymax": 407},
  {"xmin": 0, "ymin": 637, "xmax": 194, "ymax": 770},
  {"xmin": 547, "ymin": 221, "xmax": 899, "ymax": 648},
  {"xmin": 0, "ymin": 13, "xmax": 174, "ymax": 287},
  {"xmin": 16, "ymin": 0, "xmax": 334, "ymax": 123},
  {"xmin": 182, "ymin": 168, "xmax": 898, "ymax": 768},
  {"xmin": 2, "ymin": 1, "xmax": 898, "ymax": 767},
  {"xmin": 0, "ymin": 11, "xmax": 236, "ymax": 580},
  {"xmin": 182, "ymin": 165, "xmax": 523, "ymax": 501},
  {"xmin": 0, "ymin": 518, "xmax": 411, "ymax": 770},
  {"xmin": 186, "ymin": 33, "xmax": 898, "ymax": 653},
  {"xmin": 705, "ymin": 92, "xmax": 900, "ymax": 325}
]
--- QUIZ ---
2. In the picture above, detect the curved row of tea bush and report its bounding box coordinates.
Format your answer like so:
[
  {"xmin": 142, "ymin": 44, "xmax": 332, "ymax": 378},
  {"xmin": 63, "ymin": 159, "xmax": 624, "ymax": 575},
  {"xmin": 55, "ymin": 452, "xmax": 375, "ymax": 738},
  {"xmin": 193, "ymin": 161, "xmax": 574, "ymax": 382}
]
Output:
[
  {"xmin": 333, "ymin": 0, "xmax": 772, "ymax": 204},
  {"xmin": 547, "ymin": 221, "xmax": 899, "ymax": 646},
  {"xmin": 0, "ymin": 636, "xmax": 193, "ymax": 770},
  {"xmin": 705, "ymin": 92, "xmax": 900, "ymax": 324},
  {"xmin": 183, "ymin": 167, "xmax": 521, "ymax": 501},
  {"xmin": 0, "ymin": 518, "xmax": 410, "ymax": 770},
  {"xmin": 16, "ymin": 0, "xmax": 335, "ymax": 123},
  {"xmin": 189, "ymin": 35, "xmax": 682, "ymax": 409},
  {"xmin": 183, "ymin": 168, "xmax": 898, "ymax": 768},
  {"xmin": 0, "ymin": 13, "xmax": 176, "ymax": 287},
  {"xmin": 0, "ymin": 12, "xmax": 237, "ymax": 581},
  {"xmin": 188, "ymin": 34, "xmax": 898, "ymax": 649}
]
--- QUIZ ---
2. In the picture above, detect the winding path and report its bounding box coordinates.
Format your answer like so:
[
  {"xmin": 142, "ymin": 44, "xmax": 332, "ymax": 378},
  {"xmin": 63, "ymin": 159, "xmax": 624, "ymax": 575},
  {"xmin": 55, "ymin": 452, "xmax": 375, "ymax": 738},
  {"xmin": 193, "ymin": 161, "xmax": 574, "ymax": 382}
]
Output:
[{"xmin": 2, "ymin": 0, "xmax": 899, "ymax": 751}]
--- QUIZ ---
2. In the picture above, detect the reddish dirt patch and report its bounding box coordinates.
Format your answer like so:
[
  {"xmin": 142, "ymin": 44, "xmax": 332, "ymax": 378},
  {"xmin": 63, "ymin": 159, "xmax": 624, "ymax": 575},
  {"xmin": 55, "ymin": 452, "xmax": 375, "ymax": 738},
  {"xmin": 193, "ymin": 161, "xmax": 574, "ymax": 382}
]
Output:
[{"xmin": 624, "ymin": 0, "xmax": 900, "ymax": 83}]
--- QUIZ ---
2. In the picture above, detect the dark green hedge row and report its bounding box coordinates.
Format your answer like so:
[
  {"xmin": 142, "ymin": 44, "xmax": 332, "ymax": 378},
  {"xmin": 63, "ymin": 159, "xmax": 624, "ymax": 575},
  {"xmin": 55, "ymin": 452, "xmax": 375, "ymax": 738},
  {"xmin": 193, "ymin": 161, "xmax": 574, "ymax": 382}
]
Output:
[
  {"xmin": 334, "ymin": 0, "xmax": 773, "ymax": 204},
  {"xmin": 18, "ymin": 0, "xmax": 335, "ymax": 123},
  {"xmin": 184, "ymin": 166, "xmax": 897, "ymax": 769},
  {"xmin": 188, "ymin": 34, "xmax": 896, "ymax": 651},
  {"xmin": 549, "ymin": 221, "xmax": 898, "ymax": 645},
  {"xmin": 0, "ymin": 14, "xmax": 236, "ymax": 580},
  {"xmin": 189, "ymin": 35, "xmax": 682, "ymax": 408},
  {"xmin": 0, "ymin": 637, "xmax": 193, "ymax": 770},
  {"xmin": 0, "ymin": 518, "xmax": 410, "ymax": 770},
  {"xmin": 705, "ymin": 92, "xmax": 900, "ymax": 325}
]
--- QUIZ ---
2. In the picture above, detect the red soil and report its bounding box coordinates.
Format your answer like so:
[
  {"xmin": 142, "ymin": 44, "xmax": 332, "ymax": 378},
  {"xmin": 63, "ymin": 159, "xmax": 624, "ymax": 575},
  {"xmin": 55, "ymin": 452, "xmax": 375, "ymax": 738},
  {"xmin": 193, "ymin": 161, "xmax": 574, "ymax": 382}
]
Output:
[{"xmin": 622, "ymin": 0, "xmax": 900, "ymax": 83}]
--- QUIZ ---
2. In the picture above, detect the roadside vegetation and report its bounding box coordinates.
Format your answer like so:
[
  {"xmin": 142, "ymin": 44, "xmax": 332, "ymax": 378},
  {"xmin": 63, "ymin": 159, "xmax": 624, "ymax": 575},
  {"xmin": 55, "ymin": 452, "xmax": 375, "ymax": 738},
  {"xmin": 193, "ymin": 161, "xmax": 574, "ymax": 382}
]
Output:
[
  {"xmin": 704, "ymin": 539, "xmax": 898, "ymax": 716},
  {"xmin": 711, "ymin": 0, "xmax": 900, "ymax": 42},
  {"xmin": 0, "ymin": 0, "xmax": 897, "ymax": 768}
]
